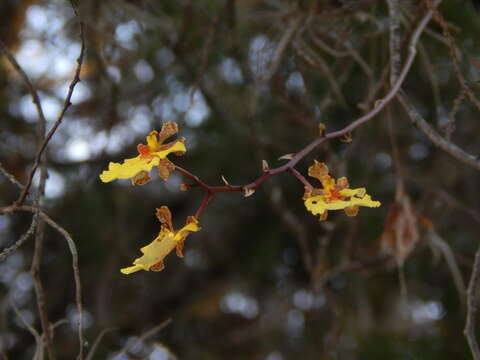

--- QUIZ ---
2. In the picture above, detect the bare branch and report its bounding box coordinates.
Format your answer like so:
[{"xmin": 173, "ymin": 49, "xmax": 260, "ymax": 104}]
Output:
[
  {"xmin": 16, "ymin": 9, "xmax": 86, "ymax": 206},
  {"xmin": 264, "ymin": 15, "xmax": 303, "ymax": 82},
  {"xmin": 0, "ymin": 162, "xmax": 25, "ymax": 190},
  {"xmin": 428, "ymin": 230, "xmax": 466, "ymax": 308},
  {"xmin": 0, "ymin": 41, "xmax": 47, "ymax": 125},
  {"xmin": 116, "ymin": 318, "xmax": 172, "ymax": 357},
  {"xmin": 9, "ymin": 299, "xmax": 43, "ymax": 360},
  {"xmin": 0, "ymin": 205, "xmax": 85, "ymax": 360},
  {"xmin": 398, "ymin": 91, "xmax": 480, "ymax": 171},
  {"xmin": 0, "ymin": 213, "xmax": 37, "ymax": 262},
  {"xmin": 85, "ymin": 327, "xmax": 117, "ymax": 360},
  {"xmin": 37, "ymin": 209, "xmax": 85, "ymax": 360},
  {"xmin": 387, "ymin": 0, "xmax": 402, "ymax": 85},
  {"xmin": 465, "ymin": 245, "xmax": 480, "ymax": 360}
]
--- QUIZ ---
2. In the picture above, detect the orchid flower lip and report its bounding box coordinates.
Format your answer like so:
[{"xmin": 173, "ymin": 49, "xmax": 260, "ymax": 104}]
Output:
[{"xmin": 303, "ymin": 161, "xmax": 380, "ymax": 220}]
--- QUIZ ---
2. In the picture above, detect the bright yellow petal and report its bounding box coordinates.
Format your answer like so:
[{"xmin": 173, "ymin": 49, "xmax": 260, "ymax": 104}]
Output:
[
  {"xmin": 174, "ymin": 220, "xmax": 201, "ymax": 242},
  {"xmin": 349, "ymin": 194, "xmax": 381, "ymax": 208},
  {"xmin": 120, "ymin": 217, "xmax": 201, "ymax": 275},
  {"xmin": 304, "ymin": 196, "xmax": 329, "ymax": 215},
  {"xmin": 120, "ymin": 232, "xmax": 176, "ymax": 275},
  {"xmin": 146, "ymin": 130, "xmax": 159, "ymax": 149},
  {"xmin": 99, "ymin": 156, "xmax": 160, "ymax": 183},
  {"xmin": 305, "ymin": 194, "xmax": 380, "ymax": 215},
  {"xmin": 320, "ymin": 175, "xmax": 335, "ymax": 191},
  {"xmin": 151, "ymin": 139, "xmax": 186, "ymax": 157},
  {"xmin": 339, "ymin": 187, "xmax": 366, "ymax": 198},
  {"xmin": 120, "ymin": 265, "xmax": 144, "ymax": 274}
]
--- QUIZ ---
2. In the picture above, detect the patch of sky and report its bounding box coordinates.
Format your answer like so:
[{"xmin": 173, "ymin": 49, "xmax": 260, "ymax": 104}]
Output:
[
  {"xmin": 218, "ymin": 57, "xmax": 243, "ymax": 84},
  {"xmin": 115, "ymin": 21, "xmax": 141, "ymax": 50},
  {"xmin": 18, "ymin": 93, "xmax": 62, "ymax": 123},
  {"xmin": 286, "ymin": 71, "xmax": 306, "ymax": 93},
  {"xmin": 107, "ymin": 65, "xmax": 122, "ymax": 83},
  {"xmin": 249, "ymin": 34, "xmax": 275, "ymax": 78},
  {"xmin": 149, "ymin": 344, "xmax": 176, "ymax": 360},
  {"xmin": 122, "ymin": 336, "xmax": 150, "ymax": 357},
  {"xmin": 67, "ymin": 304, "xmax": 93, "ymax": 331},
  {"xmin": 412, "ymin": 300, "xmax": 445, "ymax": 324},
  {"xmin": 25, "ymin": 5, "xmax": 65, "ymax": 39},
  {"xmin": 65, "ymin": 81, "xmax": 91, "ymax": 103},
  {"xmin": 65, "ymin": 138, "xmax": 92, "ymax": 162},
  {"xmin": 293, "ymin": 289, "xmax": 314, "ymax": 311},
  {"xmin": 220, "ymin": 291, "xmax": 259, "ymax": 319},
  {"xmin": 134, "ymin": 60, "xmax": 154, "ymax": 83},
  {"xmin": 16, "ymin": 40, "xmax": 49, "ymax": 78},
  {"xmin": 154, "ymin": 98, "xmax": 177, "ymax": 123},
  {"xmin": 33, "ymin": 168, "xmax": 66, "ymax": 199},
  {"xmin": 165, "ymin": 74, "xmax": 183, "ymax": 93},
  {"xmin": 106, "ymin": 125, "xmax": 137, "ymax": 154},
  {"xmin": 173, "ymin": 92, "xmax": 191, "ymax": 112},
  {"xmin": 128, "ymin": 105, "xmax": 152, "ymax": 134},
  {"xmin": 18, "ymin": 5, "xmax": 78, "ymax": 81},
  {"xmin": 185, "ymin": 90, "xmax": 209, "ymax": 127}
]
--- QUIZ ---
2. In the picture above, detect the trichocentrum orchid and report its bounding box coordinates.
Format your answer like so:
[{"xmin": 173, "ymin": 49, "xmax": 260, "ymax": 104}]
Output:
[
  {"xmin": 121, "ymin": 206, "xmax": 201, "ymax": 274},
  {"xmin": 303, "ymin": 161, "xmax": 381, "ymax": 221},
  {"xmin": 99, "ymin": 122, "xmax": 186, "ymax": 185}
]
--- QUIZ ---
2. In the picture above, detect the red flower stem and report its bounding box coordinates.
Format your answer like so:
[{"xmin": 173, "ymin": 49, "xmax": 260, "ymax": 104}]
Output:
[
  {"xmin": 176, "ymin": 163, "xmax": 313, "ymax": 219},
  {"xmin": 288, "ymin": 168, "xmax": 312, "ymax": 188},
  {"xmin": 195, "ymin": 192, "xmax": 213, "ymax": 219}
]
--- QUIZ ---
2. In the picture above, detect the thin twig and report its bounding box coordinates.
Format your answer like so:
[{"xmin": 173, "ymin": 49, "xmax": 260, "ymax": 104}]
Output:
[
  {"xmin": 433, "ymin": 8, "xmax": 480, "ymax": 112},
  {"xmin": 30, "ymin": 23, "xmax": 55, "ymax": 358},
  {"xmin": 0, "ymin": 162, "xmax": 25, "ymax": 190},
  {"xmin": 387, "ymin": 0, "xmax": 402, "ymax": 86},
  {"xmin": 0, "ymin": 41, "xmax": 47, "ymax": 126},
  {"xmin": 0, "ymin": 205, "xmax": 84, "ymax": 360},
  {"xmin": 85, "ymin": 327, "xmax": 117, "ymax": 360},
  {"xmin": 9, "ymin": 299, "xmax": 43, "ymax": 360},
  {"xmin": 264, "ymin": 15, "xmax": 303, "ymax": 82},
  {"xmin": 0, "ymin": 213, "xmax": 37, "ymax": 262},
  {"xmin": 428, "ymin": 230, "xmax": 466, "ymax": 308},
  {"xmin": 16, "ymin": 9, "xmax": 86, "ymax": 206},
  {"xmin": 116, "ymin": 318, "xmax": 172, "ymax": 357},
  {"xmin": 398, "ymin": 91, "xmax": 480, "ymax": 171},
  {"xmin": 41, "ymin": 210, "xmax": 85, "ymax": 360},
  {"xmin": 31, "ymin": 212, "xmax": 54, "ymax": 360},
  {"xmin": 465, "ymin": 244, "xmax": 480, "ymax": 360}
]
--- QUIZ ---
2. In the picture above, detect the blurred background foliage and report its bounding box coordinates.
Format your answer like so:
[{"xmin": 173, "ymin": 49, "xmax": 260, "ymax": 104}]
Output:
[{"xmin": 1, "ymin": 0, "xmax": 480, "ymax": 359}]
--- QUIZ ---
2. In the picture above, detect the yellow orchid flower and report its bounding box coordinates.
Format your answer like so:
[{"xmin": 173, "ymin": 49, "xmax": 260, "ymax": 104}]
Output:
[
  {"xmin": 121, "ymin": 206, "xmax": 200, "ymax": 274},
  {"xmin": 303, "ymin": 161, "xmax": 380, "ymax": 221},
  {"xmin": 99, "ymin": 122, "xmax": 186, "ymax": 185}
]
